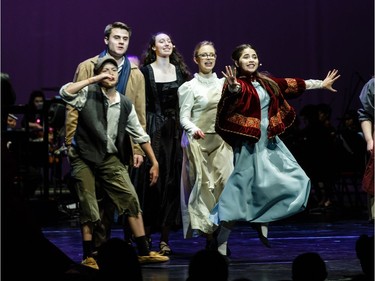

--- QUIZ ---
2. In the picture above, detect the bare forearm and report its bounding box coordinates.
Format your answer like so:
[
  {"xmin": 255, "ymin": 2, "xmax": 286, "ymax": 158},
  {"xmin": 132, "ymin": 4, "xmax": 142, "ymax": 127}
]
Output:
[
  {"xmin": 361, "ymin": 120, "xmax": 373, "ymax": 142},
  {"xmin": 140, "ymin": 142, "xmax": 158, "ymax": 166},
  {"xmin": 361, "ymin": 120, "xmax": 374, "ymax": 151},
  {"xmin": 65, "ymin": 77, "xmax": 96, "ymax": 95},
  {"xmin": 140, "ymin": 142, "xmax": 159, "ymax": 186}
]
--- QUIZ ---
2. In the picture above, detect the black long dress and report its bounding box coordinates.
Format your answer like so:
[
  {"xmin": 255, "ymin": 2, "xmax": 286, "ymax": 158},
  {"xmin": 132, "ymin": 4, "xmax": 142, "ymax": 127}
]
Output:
[{"xmin": 135, "ymin": 64, "xmax": 186, "ymax": 234}]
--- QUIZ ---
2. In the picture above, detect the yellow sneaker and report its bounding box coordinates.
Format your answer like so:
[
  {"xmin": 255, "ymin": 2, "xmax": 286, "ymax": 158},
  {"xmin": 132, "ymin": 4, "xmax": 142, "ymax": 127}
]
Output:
[
  {"xmin": 81, "ymin": 257, "xmax": 99, "ymax": 270},
  {"xmin": 138, "ymin": 251, "xmax": 169, "ymax": 264}
]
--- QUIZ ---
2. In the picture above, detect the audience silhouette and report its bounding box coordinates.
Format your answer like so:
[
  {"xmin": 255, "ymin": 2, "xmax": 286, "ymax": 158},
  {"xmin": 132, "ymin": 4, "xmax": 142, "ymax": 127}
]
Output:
[
  {"xmin": 186, "ymin": 249, "xmax": 229, "ymax": 281},
  {"xmin": 3, "ymin": 114, "xmax": 94, "ymax": 281},
  {"xmin": 350, "ymin": 234, "xmax": 374, "ymax": 281},
  {"xmin": 95, "ymin": 238, "xmax": 143, "ymax": 281},
  {"xmin": 292, "ymin": 252, "xmax": 328, "ymax": 281},
  {"xmin": 299, "ymin": 103, "xmax": 337, "ymax": 209}
]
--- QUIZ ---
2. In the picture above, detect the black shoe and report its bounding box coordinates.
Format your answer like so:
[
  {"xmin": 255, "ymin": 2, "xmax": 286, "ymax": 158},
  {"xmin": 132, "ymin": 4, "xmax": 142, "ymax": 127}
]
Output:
[
  {"xmin": 206, "ymin": 236, "xmax": 218, "ymax": 251},
  {"xmin": 147, "ymin": 236, "xmax": 152, "ymax": 250},
  {"xmin": 250, "ymin": 223, "xmax": 271, "ymax": 248},
  {"xmin": 206, "ymin": 229, "xmax": 231, "ymax": 257},
  {"xmin": 124, "ymin": 239, "xmax": 133, "ymax": 247},
  {"xmin": 206, "ymin": 228, "xmax": 220, "ymax": 251},
  {"xmin": 226, "ymin": 245, "xmax": 232, "ymax": 257},
  {"xmin": 258, "ymin": 234, "xmax": 271, "ymax": 248},
  {"xmin": 223, "ymin": 255, "xmax": 231, "ymax": 265},
  {"xmin": 206, "ymin": 239, "xmax": 231, "ymax": 256}
]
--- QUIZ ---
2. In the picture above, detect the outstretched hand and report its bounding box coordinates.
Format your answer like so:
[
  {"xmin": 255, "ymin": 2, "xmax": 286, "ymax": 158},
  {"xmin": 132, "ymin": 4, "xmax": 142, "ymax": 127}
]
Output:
[
  {"xmin": 222, "ymin": 66, "xmax": 239, "ymax": 87},
  {"xmin": 322, "ymin": 69, "xmax": 340, "ymax": 92}
]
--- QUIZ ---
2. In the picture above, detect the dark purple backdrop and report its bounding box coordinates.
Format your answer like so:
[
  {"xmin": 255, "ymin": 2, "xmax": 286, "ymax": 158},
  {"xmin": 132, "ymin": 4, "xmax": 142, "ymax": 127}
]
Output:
[{"xmin": 2, "ymin": 0, "xmax": 374, "ymax": 126}]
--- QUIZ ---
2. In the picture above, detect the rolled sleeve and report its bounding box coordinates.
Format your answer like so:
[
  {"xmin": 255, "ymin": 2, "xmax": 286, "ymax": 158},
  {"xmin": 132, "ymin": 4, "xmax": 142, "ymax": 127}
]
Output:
[
  {"xmin": 59, "ymin": 82, "xmax": 88, "ymax": 110},
  {"xmin": 358, "ymin": 78, "xmax": 374, "ymax": 122},
  {"xmin": 126, "ymin": 105, "xmax": 150, "ymax": 144}
]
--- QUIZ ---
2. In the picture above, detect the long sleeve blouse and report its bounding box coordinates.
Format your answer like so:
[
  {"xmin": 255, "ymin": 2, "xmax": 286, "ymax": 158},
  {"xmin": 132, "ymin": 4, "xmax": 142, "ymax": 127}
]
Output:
[{"xmin": 178, "ymin": 73, "xmax": 225, "ymax": 138}]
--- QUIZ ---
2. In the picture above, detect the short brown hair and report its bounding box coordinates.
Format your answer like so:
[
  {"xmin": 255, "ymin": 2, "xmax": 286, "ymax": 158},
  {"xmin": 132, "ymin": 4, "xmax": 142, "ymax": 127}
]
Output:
[{"xmin": 104, "ymin": 22, "xmax": 132, "ymax": 38}]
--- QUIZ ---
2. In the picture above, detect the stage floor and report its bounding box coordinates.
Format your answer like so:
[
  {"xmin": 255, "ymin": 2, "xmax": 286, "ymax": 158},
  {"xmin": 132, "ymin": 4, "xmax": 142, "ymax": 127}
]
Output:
[{"xmin": 42, "ymin": 207, "xmax": 374, "ymax": 281}]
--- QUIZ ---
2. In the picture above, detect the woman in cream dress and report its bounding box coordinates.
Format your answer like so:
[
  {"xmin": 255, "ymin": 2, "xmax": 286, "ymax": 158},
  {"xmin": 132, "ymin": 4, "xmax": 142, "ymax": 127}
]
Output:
[{"xmin": 178, "ymin": 41, "xmax": 233, "ymax": 242}]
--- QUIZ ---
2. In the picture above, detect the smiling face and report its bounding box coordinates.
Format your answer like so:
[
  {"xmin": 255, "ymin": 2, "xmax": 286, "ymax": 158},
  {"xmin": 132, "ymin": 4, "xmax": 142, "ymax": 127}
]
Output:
[
  {"xmin": 105, "ymin": 27, "xmax": 130, "ymax": 59},
  {"xmin": 235, "ymin": 47, "xmax": 259, "ymax": 76},
  {"xmin": 153, "ymin": 33, "xmax": 174, "ymax": 58},
  {"xmin": 194, "ymin": 44, "xmax": 217, "ymax": 75}
]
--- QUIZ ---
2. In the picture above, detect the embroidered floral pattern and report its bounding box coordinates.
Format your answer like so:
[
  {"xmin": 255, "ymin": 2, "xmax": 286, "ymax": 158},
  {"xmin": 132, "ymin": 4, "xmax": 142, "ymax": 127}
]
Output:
[
  {"xmin": 284, "ymin": 78, "xmax": 298, "ymax": 93},
  {"xmin": 228, "ymin": 113, "xmax": 260, "ymax": 128}
]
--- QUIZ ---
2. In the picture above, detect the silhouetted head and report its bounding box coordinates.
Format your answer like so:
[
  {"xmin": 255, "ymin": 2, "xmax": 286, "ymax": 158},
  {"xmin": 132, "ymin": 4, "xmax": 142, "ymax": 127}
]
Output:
[
  {"xmin": 96, "ymin": 238, "xmax": 142, "ymax": 281},
  {"xmin": 355, "ymin": 234, "xmax": 374, "ymax": 279},
  {"xmin": 187, "ymin": 249, "xmax": 228, "ymax": 281},
  {"xmin": 292, "ymin": 252, "xmax": 327, "ymax": 281}
]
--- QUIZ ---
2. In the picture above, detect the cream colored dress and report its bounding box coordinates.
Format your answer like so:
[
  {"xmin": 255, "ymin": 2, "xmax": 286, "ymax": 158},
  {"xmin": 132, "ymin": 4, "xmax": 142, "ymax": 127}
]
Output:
[{"xmin": 178, "ymin": 73, "xmax": 234, "ymax": 238}]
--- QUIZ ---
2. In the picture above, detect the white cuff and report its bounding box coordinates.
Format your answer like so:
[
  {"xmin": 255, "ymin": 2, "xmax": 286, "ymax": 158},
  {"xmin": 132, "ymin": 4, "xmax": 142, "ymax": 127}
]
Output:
[{"xmin": 305, "ymin": 79, "xmax": 323, "ymax": 90}]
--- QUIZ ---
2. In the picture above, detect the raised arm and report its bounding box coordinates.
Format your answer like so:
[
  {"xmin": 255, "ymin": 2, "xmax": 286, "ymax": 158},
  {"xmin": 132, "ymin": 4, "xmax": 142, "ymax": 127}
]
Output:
[
  {"xmin": 64, "ymin": 72, "xmax": 113, "ymax": 95},
  {"xmin": 321, "ymin": 69, "xmax": 340, "ymax": 92}
]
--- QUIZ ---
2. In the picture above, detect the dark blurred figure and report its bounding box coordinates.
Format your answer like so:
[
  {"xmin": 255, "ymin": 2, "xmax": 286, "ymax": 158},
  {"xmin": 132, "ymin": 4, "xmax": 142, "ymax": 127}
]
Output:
[
  {"xmin": 350, "ymin": 234, "xmax": 375, "ymax": 281},
  {"xmin": 20, "ymin": 90, "xmax": 48, "ymax": 198},
  {"xmin": 6, "ymin": 113, "xmax": 18, "ymax": 130},
  {"xmin": 2, "ymin": 73, "xmax": 27, "ymax": 196},
  {"xmin": 292, "ymin": 252, "xmax": 328, "ymax": 281},
  {"xmin": 3, "ymin": 181, "xmax": 93, "ymax": 281},
  {"xmin": 299, "ymin": 104, "xmax": 337, "ymax": 209},
  {"xmin": 1, "ymin": 72, "xmax": 19, "ymax": 197},
  {"xmin": 336, "ymin": 110, "xmax": 367, "ymax": 208},
  {"xmin": 336, "ymin": 110, "xmax": 366, "ymax": 175},
  {"xmin": 95, "ymin": 238, "xmax": 143, "ymax": 281},
  {"xmin": 1, "ymin": 78, "xmax": 92, "ymax": 281},
  {"xmin": 22, "ymin": 90, "xmax": 46, "ymax": 141},
  {"xmin": 186, "ymin": 249, "xmax": 229, "ymax": 281},
  {"xmin": 357, "ymin": 78, "xmax": 374, "ymax": 222},
  {"xmin": 1, "ymin": 72, "xmax": 17, "ymax": 130},
  {"xmin": 279, "ymin": 115, "xmax": 304, "ymax": 161}
]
